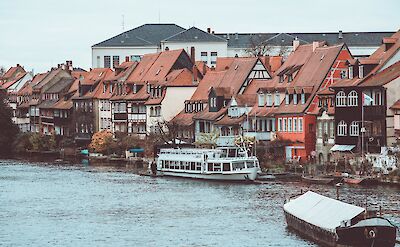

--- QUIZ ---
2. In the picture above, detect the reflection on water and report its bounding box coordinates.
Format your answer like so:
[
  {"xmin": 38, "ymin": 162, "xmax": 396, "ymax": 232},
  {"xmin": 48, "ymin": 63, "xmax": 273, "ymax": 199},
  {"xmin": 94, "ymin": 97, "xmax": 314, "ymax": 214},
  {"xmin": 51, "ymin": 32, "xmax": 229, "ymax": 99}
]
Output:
[{"xmin": 0, "ymin": 160, "xmax": 398, "ymax": 247}]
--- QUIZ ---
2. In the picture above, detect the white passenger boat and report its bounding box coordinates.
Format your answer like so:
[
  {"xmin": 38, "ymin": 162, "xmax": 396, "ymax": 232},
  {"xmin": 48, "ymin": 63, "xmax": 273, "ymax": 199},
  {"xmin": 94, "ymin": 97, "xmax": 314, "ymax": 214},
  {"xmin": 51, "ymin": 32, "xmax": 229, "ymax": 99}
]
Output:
[{"xmin": 156, "ymin": 147, "xmax": 260, "ymax": 181}]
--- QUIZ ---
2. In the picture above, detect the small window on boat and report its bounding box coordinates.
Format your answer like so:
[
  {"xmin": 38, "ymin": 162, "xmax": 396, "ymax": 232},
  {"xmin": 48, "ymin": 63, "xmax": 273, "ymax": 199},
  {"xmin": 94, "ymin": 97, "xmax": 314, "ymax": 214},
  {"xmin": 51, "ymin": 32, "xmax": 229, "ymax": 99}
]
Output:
[
  {"xmin": 232, "ymin": 162, "xmax": 245, "ymax": 170},
  {"xmin": 223, "ymin": 163, "xmax": 230, "ymax": 171},
  {"xmin": 191, "ymin": 162, "xmax": 196, "ymax": 170},
  {"xmin": 196, "ymin": 162, "xmax": 202, "ymax": 171},
  {"xmin": 246, "ymin": 161, "xmax": 254, "ymax": 168},
  {"xmin": 208, "ymin": 163, "xmax": 213, "ymax": 171}
]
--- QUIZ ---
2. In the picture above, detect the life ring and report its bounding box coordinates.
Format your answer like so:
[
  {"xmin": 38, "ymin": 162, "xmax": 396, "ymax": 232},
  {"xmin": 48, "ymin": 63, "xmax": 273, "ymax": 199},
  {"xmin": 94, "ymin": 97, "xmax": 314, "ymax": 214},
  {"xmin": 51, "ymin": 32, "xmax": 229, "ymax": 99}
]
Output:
[
  {"xmin": 368, "ymin": 229, "xmax": 376, "ymax": 239},
  {"xmin": 365, "ymin": 228, "xmax": 376, "ymax": 239}
]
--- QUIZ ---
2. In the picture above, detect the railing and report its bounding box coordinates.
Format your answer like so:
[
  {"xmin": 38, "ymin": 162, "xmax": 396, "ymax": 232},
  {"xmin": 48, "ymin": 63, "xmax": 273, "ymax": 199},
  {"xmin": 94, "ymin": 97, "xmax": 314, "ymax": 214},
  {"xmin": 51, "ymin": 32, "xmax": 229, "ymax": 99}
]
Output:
[{"xmin": 244, "ymin": 132, "xmax": 271, "ymax": 141}]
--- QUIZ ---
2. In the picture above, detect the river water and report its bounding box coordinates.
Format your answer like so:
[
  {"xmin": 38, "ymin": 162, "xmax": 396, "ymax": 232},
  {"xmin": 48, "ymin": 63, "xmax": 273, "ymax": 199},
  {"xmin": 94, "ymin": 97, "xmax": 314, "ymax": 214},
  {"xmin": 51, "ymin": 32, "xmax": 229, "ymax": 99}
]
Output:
[{"xmin": 0, "ymin": 160, "xmax": 399, "ymax": 247}]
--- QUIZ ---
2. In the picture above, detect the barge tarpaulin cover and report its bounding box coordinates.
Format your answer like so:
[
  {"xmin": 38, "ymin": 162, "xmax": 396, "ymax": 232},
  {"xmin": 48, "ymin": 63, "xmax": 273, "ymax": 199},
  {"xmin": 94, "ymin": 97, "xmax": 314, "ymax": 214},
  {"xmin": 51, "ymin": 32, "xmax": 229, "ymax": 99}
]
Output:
[{"xmin": 284, "ymin": 191, "xmax": 365, "ymax": 232}]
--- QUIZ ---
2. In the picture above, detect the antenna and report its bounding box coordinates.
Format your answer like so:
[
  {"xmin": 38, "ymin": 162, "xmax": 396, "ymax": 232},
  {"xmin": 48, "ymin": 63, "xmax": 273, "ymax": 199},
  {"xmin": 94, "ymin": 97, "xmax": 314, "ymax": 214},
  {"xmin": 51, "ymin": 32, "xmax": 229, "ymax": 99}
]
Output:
[{"xmin": 122, "ymin": 14, "xmax": 125, "ymax": 31}]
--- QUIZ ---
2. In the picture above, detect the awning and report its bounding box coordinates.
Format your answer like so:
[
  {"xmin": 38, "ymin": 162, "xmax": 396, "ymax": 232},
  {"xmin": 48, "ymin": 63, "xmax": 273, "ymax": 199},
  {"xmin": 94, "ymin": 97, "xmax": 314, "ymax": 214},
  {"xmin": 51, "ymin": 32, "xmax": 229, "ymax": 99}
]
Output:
[
  {"xmin": 284, "ymin": 191, "xmax": 365, "ymax": 232},
  {"xmin": 330, "ymin": 145, "xmax": 355, "ymax": 152},
  {"xmin": 129, "ymin": 148, "xmax": 144, "ymax": 153}
]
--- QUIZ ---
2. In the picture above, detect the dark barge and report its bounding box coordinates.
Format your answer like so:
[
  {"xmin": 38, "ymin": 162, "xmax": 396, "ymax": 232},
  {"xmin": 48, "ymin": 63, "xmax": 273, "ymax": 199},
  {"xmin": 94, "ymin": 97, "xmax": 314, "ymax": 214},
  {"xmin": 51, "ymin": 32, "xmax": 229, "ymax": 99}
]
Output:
[{"xmin": 283, "ymin": 191, "xmax": 397, "ymax": 247}]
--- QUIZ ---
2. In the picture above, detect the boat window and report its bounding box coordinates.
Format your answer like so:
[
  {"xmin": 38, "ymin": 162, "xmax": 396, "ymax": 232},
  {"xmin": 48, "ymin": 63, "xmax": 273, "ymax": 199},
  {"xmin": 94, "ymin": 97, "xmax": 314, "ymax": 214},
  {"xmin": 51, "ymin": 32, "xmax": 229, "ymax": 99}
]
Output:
[
  {"xmin": 191, "ymin": 162, "xmax": 195, "ymax": 170},
  {"xmin": 223, "ymin": 163, "xmax": 231, "ymax": 171},
  {"xmin": 213, "ymin": 163, "xmax": 221, "ymax": 172},
  {"xmin": 232, "ymin": 162, "xmax": 245, "ymax": 170},
  {"xmin": 246, "ymin": 161, "xmax": 254, "ymax": 168},
  {"xmin": 196, "ymin": 162, "xmax": 201, "ymax": 171},
  {"xmin": 228, "ymin": 149, "xmax": 236, "ymax": 157},
  {"xmin": 208, "ymin": 163, "xmax": 213, "ymax": 171}
]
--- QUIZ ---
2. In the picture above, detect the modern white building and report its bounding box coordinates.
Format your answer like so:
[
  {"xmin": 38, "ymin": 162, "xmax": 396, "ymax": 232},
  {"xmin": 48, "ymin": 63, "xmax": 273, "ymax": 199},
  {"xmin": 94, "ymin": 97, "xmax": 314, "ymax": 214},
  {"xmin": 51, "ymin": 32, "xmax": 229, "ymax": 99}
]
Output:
[{"xmin": 92, "ymin": 24, "xmax": 395, "ymax": 68}]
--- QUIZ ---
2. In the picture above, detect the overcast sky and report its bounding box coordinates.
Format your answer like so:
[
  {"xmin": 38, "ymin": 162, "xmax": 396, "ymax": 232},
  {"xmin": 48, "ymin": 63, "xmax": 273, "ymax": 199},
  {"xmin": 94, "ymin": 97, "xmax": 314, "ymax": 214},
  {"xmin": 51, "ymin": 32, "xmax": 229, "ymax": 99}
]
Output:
[{"xmin": 1, "ymin": 0, "xmax": 399, "ymax": 73}]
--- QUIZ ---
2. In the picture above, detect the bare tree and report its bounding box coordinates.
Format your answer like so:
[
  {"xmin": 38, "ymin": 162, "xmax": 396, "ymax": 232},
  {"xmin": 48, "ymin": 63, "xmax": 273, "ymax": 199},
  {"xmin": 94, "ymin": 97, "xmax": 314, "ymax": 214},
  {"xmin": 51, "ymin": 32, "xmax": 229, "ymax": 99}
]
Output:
[
  {"xmin": 0, "ymin": 66, "xmax": 6, "ymax": 77},
  {"xmin": 245, "ymin": 35, "xmax": 274, "ymax": 57}
]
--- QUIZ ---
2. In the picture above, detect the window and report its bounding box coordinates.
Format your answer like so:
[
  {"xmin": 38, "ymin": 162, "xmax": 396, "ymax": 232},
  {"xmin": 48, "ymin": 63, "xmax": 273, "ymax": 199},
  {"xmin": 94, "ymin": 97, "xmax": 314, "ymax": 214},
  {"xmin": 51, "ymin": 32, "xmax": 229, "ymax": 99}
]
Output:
[
  {"xmin": 347, "ymin": 90, "xmax": 358, "ymax": 106},
  {"xmin": 210, "ymin": 52, "xmax": 217, "ymax": 65},
  {"xmin": 293, "ymin": 94, "xmax": 298, "ymax": 105},
  {"xmin": 330, "ymin": 121, "xmax": 334, "ymax": 138},
  {"xmin": 274, "ymin": 93, "xmax": 280, "ymax": 106},
  {"xmin": 288, "ymin": 74, "xmax": 293, "ymax": 82},
  {"xmin": 266, "ymin": 93, "xmax": 272, "ymax": 106},
  {"xmin": 279, "ymin": 76, "xmax": 284, "ymax": 83},
  {"xmin": 201, "ymin": 52, "xmax": 208, "ymax": 63},
  {"xmin": 298, "ymin": 117, "xmax": 303, "ymax": 132},
  {"xmin": 293, "ymin": 118, "xmax": 297, "ymax": 132},
  {"xmin": 340, "ymin": 70, "xmax": 347, "ymax": 79},
  {"xmin": 318, "ymin": 122, "xmax": 323, "ymax": 137},
  {"xmin": 113, "ymin": 56, "xmax": 120, "ymax": 68},
  {"xmin": 348, "ymin": 66, "xmax": 353, "ymax": 79},
  {"xmin": 285, "ymin": 94, "xmax": 290, "ymax": 105},
  {"xmin": 104, "ymin": 56, "xmax": 111, "ymax": 68},
  {"xmin": 278, "ymin": 118, "xmax": 282, "ymax": 131},
  {"xmin": 337, "ymin": 120, "xmax": 347, "ymax": 136},
  {"xmin": 96, "ymin": 56, "xmax": 100, "ymax": 67},
  {"xmin": 210, "ymin": 97, "xmax": 217, "ymax": 108},
  {"xmin": 336, "ymin": 91, "xmax": 346, "ymax": 106},
  {"xmin": 258, "ymin": 93, "xmax": 265, "ymax": 106},
  {"xmin": 301, "ymin": 93, "xmax": 305, "ymax": 104},
  {"xmin": 130, "ymin": 55, "xmax": 142, "ymax": 62},
  {"xmin": 288, "ymin": 118, "xmax": 292, "ymax": 132},
  {"xmin": 350, "ymin": 121, "xmax": 359, "ymax": 136},
  {"xmin": 373, "ymin": 90, "xmax": 383, "ymax": 106},
  {"xmin": 359, "ymin": 65, "xmax": 364, "ymax": 78},
  {"xmin": 283, "ymin": 118, "xmax": 287, "ymax": 132}
]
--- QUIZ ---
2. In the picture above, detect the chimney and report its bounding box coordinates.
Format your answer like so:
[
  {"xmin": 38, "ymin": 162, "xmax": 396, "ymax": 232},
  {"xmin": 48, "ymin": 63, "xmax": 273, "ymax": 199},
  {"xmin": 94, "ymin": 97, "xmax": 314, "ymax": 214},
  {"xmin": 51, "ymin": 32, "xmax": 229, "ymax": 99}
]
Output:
[
  {"xmin": 207, "ymin": 28, "xmax": 211, "ymax": 33},
  {"xmin": 66, "ymin": 60, "xmax": 73, "ymax": 71},
  {"xmin": 212, "ymin": 30, "xmax": 215, "ymax": 34},
  {"xmin": 338, "ymin": 30, "xmax": 343, "ymax": 39},
  {"xmin": 383, "ymin": 37, "xmax": 395, "ymax": 51},
  {"xmin": 125, "ymin": 56, "xmax": 129, "ymax": 62},
  {"xmin": 293, "ymin": 38, "xmax": 300, "ymax": 52},
  {"xmin": 190, "ymin": 46, "xmax": 195, "ymax": 64},
  {"xmin": 235, "ymin": 33, "xmax": 239, "ymax": 40},
  {"xmin": 312, "ymin": 41, "xmax": 320, "ymax": 52},
  {"xmin": 192, "ymin": 65, "xmax": 198, "ymax": 83}
]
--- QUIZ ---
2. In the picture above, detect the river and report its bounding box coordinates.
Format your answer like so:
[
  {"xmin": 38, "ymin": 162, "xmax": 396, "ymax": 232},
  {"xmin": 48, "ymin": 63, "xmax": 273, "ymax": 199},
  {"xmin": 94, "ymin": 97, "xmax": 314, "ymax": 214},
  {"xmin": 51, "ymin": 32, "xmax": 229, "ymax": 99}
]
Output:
[{"xmin": 0, "ymin": 160, "xmax": 399, "ymax": 246}]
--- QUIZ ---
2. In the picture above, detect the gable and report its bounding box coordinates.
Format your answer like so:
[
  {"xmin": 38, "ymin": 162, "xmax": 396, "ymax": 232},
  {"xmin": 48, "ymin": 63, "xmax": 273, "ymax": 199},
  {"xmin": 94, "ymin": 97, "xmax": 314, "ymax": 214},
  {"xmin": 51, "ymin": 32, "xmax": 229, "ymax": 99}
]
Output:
[{"xmin": 248, "ymin": 60, "xmax": 272, "ymax": 79}]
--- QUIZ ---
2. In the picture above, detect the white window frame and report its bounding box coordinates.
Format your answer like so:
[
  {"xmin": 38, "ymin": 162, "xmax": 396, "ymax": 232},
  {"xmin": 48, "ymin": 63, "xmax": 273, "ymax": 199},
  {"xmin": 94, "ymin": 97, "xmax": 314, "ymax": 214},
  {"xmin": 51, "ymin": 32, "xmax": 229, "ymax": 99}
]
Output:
[
  {"xmin": 347, "ymin": 90, "xmax": 358, "ymax": 106},
  {"xmin": 337, "ymin": 120, "xmax": 347, "ymax": 136},
  {"xmin": 350, "ymin": 121, "xmax": 359, "ymax": 136},
  {"xmin": 298, "ymin": 117, "xmax": 303, "ymax": 132},
  {"xmin": 288, "ymin": 118, "xmax": 292, "ymax": 132},
  {"xmin": 278, "ymin": 118, "xmax": 282, "ymax": 131},
  {"xmin": 336, "ymin": 91, "xmax": 347, "ymax": 107},
  {"xmin": 293, "ymin": 118, "xmax": 297, "ymax": 132}
]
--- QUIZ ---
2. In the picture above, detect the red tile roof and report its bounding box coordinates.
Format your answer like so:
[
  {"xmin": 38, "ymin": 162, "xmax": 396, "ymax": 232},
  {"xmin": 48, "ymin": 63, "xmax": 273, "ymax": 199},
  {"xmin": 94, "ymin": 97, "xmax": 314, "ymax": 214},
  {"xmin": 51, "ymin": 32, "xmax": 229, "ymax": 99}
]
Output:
[
  {"xmin": 189, "ymin": 71, "xmax": 226, "ymax": 102},
  {"xmin": 359, "ymin": 61, "xmax": 400, "ymax": 87},
  {"xmin": 390, "ymin": 100, "xmax": 400, "ymax": 110},
  {"xmin": 215, "ymin": 57, "xmax": 235, "ymax": 71},
  {"xmin": 248, "ymin": 105, "xmax": 278, "ymax": 117},
  {"xmin": 52, "ymin": 99, "xmax": 73, "ymax": 110},
  {"xmin": 193, "ymin": 106, "xmax": 226, "ymax": 121},
  {"xmin": 1, "ymin": 72, "xmax": 26, "ymax": 89},
  {"xmin": 170, "ymin": 110, "xmax": 195, "ymax": 126},
  {"xmin": 1, "ymin": 64, "xmax": 25, "ymax": 81},
  {"xmin": 81, "ymin": 68, "xmax": 113, "ymax": 86},
  {"xmin": 214, "ymin": 114, "xmax": 245, "ymax": 126}
]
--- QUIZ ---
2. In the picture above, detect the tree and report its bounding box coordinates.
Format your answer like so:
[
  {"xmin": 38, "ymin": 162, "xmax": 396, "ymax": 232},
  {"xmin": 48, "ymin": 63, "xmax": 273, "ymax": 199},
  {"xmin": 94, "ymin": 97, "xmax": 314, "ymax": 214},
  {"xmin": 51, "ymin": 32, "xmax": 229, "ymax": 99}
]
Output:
[
  {"xmin": 245, "ymin": 35, "xmax": 274, "ymax": 57},
  {"xmin": 89, "ymin": 130, "xmax": 114, "ymax": 154},
  {"xmin": 0, "ymin": 66, "xmax": 6, "ymax": 77},
  {"xmin": 0, "ymin": 89, "xmax": 19, "ymax": 157}
]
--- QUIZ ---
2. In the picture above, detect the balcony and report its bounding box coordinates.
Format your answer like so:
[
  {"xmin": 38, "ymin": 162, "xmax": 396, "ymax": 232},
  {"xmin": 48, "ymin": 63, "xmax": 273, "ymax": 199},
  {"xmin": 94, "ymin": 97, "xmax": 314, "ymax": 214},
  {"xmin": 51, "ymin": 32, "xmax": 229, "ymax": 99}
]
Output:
[
  {"xmin": 244, "ymin": 132, "xmax": 271, "ymax": 141},
  {"xmin": 364, "ymin": 105, "xmax": 385, "ymax": 118}
]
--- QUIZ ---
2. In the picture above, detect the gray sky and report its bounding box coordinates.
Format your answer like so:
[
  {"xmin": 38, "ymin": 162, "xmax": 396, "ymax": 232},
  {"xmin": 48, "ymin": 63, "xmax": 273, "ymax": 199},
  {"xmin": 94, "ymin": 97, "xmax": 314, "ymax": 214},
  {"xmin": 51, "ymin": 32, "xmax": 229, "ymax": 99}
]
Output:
[{"xmin": 1, "ymin": 0, "xmax": 399, "ymax": 73}]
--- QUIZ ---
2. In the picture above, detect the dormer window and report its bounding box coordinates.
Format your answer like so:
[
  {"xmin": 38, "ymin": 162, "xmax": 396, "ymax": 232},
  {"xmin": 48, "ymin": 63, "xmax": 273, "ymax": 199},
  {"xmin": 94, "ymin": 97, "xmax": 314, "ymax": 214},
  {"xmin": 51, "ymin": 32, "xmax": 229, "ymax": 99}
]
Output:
[
  {"xmin": 274, "ymin": 93, "xmax": 280, "ymax": 106},
  {"xmin": 288, "ymin": 74, "xmax": 293, "ymax": 82},
  {"xmin": 301, "ymin": 93, "xmax": 305, "ymax": 104},
  {"xmin": 109, "ymin": 83, "xmax": 113, "ymax": 93},
  {"xmin": 279, "ymin": 75, "xmax": 284, "ymax": 83},
  {"xmin": 266, "ymin": 93, "xmax": 272, "ymax": 106},
  {"xmin": 258, "ymin": 93, "xmax": 265, "ymax": 106},
  {"xmin": 285, "ymin": 94, "xmax": 290, "ymax": 105},
  {"xmin": 293, "ymin": 94, "xmax": 298, "ymax": 104},
  {"xmin": 348, "ymin": 66, "xmax": 353, "ymax": 79},
  {"xmin": 359, "ymin": 65, "xmax": 364, "ymax": 79},
  {"xmin": 103, "ymin": 83, "xmax": 107, "ymax": 93}
]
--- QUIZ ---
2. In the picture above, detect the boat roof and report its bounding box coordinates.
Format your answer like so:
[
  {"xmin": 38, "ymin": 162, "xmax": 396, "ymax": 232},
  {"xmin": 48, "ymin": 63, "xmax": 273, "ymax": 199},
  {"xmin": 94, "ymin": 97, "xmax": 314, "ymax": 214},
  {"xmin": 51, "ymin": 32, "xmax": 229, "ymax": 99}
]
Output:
[
  {"xmin": 350, "ymin": 217, "xmax": 395, "ymax": 228},
  {"xmin": 284, "ymin": 191, "xmax": 365, "ymax": 232}
]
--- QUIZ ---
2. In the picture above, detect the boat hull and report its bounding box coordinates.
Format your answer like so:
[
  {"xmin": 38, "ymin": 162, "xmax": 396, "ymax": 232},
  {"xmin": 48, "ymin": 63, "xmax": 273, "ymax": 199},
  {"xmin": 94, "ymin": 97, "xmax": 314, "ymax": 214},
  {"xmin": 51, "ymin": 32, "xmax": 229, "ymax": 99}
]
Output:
[
  {"xmin": 159, "ymin": 168, "xmax": 258, "ymax": 181},
  {"xmin": 336, "ymin": 224, "xmax": 396, "ymax": 247},
  {"xmin": 284, "ymin": 211, "xmax": 337, "ymax": 247},
  {"xmin": 302, "ymin": 176, "xmax": 335, "ymax": 185}
]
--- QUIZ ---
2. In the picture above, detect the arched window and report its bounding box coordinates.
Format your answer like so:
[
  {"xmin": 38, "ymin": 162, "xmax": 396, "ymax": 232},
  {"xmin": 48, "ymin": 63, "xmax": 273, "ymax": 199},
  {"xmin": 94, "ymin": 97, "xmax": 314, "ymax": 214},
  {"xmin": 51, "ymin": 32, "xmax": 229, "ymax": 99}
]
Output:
[
  {"xmin": 348, "ymin": 90, "xmax": 358, "ymax": 106},
  {"xmin": 336, "ymin": 91, "xmax": 346, "ymax": 106},
  {"xmin": 350, "ymin": 121, "xmax": 359, "ymax": 136},
  {"xmin": 337, "ymin": 120, "xmax": 347, "ymax": 136}
]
